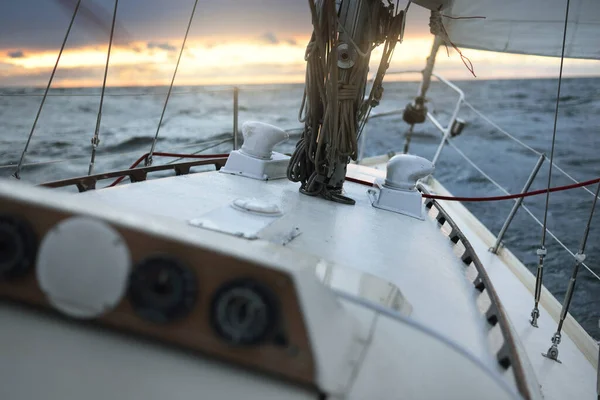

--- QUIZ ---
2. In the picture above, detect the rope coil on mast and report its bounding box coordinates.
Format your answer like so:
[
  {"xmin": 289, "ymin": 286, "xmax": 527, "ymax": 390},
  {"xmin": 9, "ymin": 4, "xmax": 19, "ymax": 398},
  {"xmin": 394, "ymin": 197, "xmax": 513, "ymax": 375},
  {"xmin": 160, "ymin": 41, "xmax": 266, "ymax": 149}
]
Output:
[{"xmin": 287, "ymin": 0, "xmax": 404, "ymax": 204}]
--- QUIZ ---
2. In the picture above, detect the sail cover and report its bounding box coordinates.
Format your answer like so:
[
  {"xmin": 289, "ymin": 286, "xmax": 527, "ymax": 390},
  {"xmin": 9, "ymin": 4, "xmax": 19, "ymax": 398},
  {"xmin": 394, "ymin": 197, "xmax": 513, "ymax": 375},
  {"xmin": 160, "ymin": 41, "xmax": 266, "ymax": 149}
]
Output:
[{"xmin": 443, "ymin": 0, "xmax": 600, "ymax": 60}]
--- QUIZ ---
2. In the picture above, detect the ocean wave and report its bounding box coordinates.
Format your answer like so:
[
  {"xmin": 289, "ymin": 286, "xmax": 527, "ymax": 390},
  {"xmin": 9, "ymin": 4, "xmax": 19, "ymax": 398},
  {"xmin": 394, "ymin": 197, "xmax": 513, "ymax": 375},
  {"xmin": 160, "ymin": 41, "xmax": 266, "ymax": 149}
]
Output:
[{"xmin": 102, "ymin": 136, "xmax": 159, "ymax": 152}]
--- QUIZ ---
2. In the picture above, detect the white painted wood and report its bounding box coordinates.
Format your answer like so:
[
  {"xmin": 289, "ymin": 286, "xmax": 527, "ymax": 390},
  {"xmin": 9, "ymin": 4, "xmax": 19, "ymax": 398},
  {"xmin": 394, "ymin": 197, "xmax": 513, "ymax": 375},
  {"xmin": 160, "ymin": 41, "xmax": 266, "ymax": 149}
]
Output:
[
  {"xmin": 0, "ymin": 179, "xmax": 366, "ymax": 396},
  {"xmin": 83, "ymin": 171, "xmax": 495, "ymax": 368},
  {"xmin": 426, "ymin": 178, "xmax": 598, "ymax": 400},
  {"xmin": 0, "ymin": 304, "xmax": 318, "ymax": 400},
  {"xmin": 2, "ymin": 156, "xmax": 596, "ymax": 399},
  {"xmin": 346, "ymin": 307, "xmax": 519, "ymax": 400}
]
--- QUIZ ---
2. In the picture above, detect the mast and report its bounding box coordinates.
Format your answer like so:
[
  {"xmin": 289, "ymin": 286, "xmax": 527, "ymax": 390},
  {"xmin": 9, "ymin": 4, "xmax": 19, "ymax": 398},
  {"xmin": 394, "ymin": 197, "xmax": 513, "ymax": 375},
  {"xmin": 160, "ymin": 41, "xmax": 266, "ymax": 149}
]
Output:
[{"xmin": 287, "ymin": 0, "xmax": 404, "ymax": 204}]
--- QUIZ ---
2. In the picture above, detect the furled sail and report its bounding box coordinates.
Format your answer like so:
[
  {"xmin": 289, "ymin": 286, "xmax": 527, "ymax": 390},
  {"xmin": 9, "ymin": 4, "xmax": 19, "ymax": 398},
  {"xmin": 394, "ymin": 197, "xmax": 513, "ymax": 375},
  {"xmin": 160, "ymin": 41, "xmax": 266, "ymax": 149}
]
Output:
[{"xmin": 442, "ymin": 0, "xmax": 600, "ymax": 60}]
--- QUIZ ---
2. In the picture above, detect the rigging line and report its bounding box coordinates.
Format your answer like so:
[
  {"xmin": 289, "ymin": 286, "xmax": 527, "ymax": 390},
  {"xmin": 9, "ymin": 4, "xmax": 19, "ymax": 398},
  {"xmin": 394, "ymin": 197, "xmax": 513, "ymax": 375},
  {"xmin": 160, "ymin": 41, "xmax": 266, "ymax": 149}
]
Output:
[
  {"xmin": 523, "ymin": 207, "xmax": 600, "ymax": 283},
  {"xmin": 0, "ymin": 85, "xmax": 297, "ymax": 98},
  {"xmin": 420, "ymin": 177, "xmax": 600, "ymax": 202},
  {"xmin": 0, "ymin": 136, "xmax": 232, "ymax": 171},
  {"xmin": 550, "ymin": 159, "xmax": 600, "ymax": 200},
  {"xmin": 11, "ymin": 0, "xmax": 82, "ymax": 180},
  {"xmin": 448, "ymin": 140, "xmax": 519, "ymax": 198},
  {"xmin": 88, "ymin": 0, "xmax": 119, "ymax": 176},
  {"xmin": 107, "ymin": 149, "xmax": 229, "ymax": 187},
  {"xmin": 447, "ymin": 140, "xmax": 600, "ymax": 283},
  {"xmin": 146, "ymin": 0, "xmax": 200, "ymax": 167},
  {"xmin": 358, "ymin": 9, "xmax": 404, "ymax": 142},
  {"xmin": 464, "ymin": 99, "xmax": 600, "ymax": 201},
  {"xmin": 166, "ymin": 138, "xmax": 231, "ymax": 164},
  {"xmin": 577, "ymin": 183, "xmax": 600, "ymax": 255},
  {"xmin": 541, "ymin": 0, "xmax": 570, "ymax": 247},
  {"xmin": 462, "ymin": 100, "xmax": 542, "ymax": 156},
  {"xmin": 0, "ymin": 87, "xmax": 232, "ymax": 97},
  {"xmin": 531, "ymin": 0, "xmax": 571, "ymax": 327},
  {"xmin": 547, "ymin": 182, "xmax": 600, "ymax": 357}
]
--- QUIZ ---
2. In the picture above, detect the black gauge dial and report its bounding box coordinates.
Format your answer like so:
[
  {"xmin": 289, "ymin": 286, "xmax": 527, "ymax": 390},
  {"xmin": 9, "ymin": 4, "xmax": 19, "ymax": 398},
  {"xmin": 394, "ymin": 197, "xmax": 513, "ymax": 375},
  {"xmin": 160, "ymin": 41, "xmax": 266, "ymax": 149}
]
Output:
[
  {"xmin": 210, "ymin": 279, "xmax": 277, "ymax": 345},
  {"xmin": 128, "ymin": 255, "xmax": 197, "ymax": 324},
  {"xmin": 0, "ymin": 215, "xmax": 37, "ymax": 279}
]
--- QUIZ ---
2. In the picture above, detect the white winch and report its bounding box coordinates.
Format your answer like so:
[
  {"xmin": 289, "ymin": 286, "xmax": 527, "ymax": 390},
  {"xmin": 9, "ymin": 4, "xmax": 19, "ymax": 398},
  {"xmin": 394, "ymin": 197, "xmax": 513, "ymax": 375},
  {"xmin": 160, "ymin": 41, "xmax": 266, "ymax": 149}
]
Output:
[
  {"xmin": 220, "ymin": 121, "xmax": 290, "ymax": 180},
  {"xmin": 370, "ymin": 154, "xmax": 435, "ymax": 220}
]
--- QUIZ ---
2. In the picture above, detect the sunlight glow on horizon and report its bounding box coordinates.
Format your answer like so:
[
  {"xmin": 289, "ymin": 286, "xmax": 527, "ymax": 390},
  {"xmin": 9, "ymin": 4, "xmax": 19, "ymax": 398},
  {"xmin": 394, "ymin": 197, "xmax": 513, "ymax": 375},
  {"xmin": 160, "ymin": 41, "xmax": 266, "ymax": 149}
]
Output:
[{"xmin": 1, "ymin": 35, "xmax": 599, "ymax": 88}]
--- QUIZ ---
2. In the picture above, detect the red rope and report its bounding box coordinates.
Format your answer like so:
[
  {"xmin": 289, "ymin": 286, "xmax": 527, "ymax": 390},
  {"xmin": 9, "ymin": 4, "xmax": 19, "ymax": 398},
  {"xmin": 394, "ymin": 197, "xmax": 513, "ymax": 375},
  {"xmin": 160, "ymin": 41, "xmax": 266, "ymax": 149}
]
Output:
[
  {"xmin": 108, "ymin": 152, "xmax": 228, "ymax": 187},
  {"xmin": 108, "ymin": 151, "xmax": 600, "ymax": 203},
  {"xmin": 345, "ymin": 176, "xmax": 600, "ymax": 202}
]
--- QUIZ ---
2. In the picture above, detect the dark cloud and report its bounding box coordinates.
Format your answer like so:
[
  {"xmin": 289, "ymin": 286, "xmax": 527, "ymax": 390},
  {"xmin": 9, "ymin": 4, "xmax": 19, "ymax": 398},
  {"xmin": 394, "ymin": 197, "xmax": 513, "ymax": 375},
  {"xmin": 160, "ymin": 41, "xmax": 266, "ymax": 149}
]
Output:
[
  {"xmin": 0, "ymin": 63, "xmax": 162, "ymax": 87},
  {"xmin": 53, "ymin": 0, "xmax": 132, "ymax": 45},
  {"xmin": 286, "ymin": 38, "xmax": 298, "ymax": 46},
  {"xmin": 147, "ymin": 42, "xmax": 177, "ymax": 52},
  {"xmin": 259, "ymin": 32, "xmax": 279, "ymax": 45},
  {"xmin": 8, "ymin": 50, "xmax": 25, "ymax": 58},
  {"xmin": 0, "ymin": 1, "xmax": 430, "ymax": 52},
  {"xmin": 0, "ymin": 0, "xmax": 313, "ymax": 51}
]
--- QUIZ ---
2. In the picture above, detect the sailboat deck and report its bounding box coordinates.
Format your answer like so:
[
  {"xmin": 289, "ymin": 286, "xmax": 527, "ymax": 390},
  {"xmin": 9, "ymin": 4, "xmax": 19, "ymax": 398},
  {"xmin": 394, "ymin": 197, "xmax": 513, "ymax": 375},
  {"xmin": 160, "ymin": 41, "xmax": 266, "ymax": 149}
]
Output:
[
  {"xmin": 80, "ymin": 160, "xmax": 600, "ymax": 400},
  {"xmin": 83, "ymin": 167, "xmax": 495, "ymax": 368},
  {"xmin": 428, "ymin": 179, "xmax": 599, "ymax": 400}
]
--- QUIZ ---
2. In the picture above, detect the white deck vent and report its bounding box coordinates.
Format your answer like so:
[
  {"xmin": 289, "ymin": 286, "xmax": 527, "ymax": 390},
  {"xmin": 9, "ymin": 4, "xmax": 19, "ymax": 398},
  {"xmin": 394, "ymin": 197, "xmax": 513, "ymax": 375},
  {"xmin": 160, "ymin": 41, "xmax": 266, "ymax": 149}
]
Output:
[
  {"xmin": 221, "ymin": 121, "xmax": 290, "ymax": 180},
  {"xmin": 370, "ymin": 154, "xmax": 435, "ymax": 220},
  {"xmin": 36, "ymin": 217, "xmax": 131, "ymax": 319}
]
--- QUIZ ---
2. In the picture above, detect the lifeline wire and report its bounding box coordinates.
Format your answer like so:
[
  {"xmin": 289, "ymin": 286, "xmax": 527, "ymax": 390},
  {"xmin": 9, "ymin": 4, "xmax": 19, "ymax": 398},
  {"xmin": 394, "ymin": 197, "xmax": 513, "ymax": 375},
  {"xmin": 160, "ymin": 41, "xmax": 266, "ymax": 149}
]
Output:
[
  {"xmin": 146, "ymin": 0, "xmax": 200, "ymax": 166},
  {"xmin": 88, "ymin": 0, "xmax": 119, "ymax": 176},
  {"xmin": 530, "ymin": 0, "xmax": 571, "ymax": 327},
  {"xmin": 12, "ymin": 0, "xmax": 82, "ymax": 180}
]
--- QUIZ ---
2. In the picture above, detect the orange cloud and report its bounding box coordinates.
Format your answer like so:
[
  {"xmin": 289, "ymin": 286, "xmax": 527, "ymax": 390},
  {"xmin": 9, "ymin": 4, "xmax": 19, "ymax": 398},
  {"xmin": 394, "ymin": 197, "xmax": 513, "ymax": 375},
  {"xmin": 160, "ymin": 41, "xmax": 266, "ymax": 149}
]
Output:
[{"xmin": 1, "ymin": 36, "xmax": 599, "ymax": 88}]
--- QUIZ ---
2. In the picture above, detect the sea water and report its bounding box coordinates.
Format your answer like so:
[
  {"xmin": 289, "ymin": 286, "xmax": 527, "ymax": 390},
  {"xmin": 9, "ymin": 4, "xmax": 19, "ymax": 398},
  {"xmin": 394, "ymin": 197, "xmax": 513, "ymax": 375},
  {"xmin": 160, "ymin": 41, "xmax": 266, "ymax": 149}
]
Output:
[{"xmin": 1, "ymin": 77, "xmax": 599, "ymax": 338}]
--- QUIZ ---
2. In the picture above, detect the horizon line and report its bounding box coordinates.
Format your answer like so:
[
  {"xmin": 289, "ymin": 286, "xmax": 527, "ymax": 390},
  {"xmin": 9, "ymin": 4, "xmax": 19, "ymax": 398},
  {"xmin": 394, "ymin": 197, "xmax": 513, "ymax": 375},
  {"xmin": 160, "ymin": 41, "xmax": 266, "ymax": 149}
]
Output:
[{"xmin": 2, "ymin": 73, "xmax": 600, "ymax": 91}]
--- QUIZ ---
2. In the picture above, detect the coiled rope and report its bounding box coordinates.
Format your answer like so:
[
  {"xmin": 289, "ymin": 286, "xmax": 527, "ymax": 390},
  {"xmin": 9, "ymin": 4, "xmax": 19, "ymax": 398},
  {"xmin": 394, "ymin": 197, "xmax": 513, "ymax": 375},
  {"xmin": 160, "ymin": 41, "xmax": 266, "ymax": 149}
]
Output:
[{"xmin": 287, "ymin": 0, "xmax": 404, "ymax": 204}]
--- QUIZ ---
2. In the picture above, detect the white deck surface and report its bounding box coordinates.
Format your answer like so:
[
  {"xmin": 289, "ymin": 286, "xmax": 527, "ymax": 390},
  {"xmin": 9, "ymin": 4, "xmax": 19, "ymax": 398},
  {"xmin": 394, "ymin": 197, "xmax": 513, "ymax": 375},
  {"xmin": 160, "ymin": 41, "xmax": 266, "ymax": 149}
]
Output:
[
  {"xmin": 428, "ymin": 179, "xmax": 598, "ymax": 400},
  {"xmin": 84, "ymin": 170, "xmax": 495, "ymax": 369}
]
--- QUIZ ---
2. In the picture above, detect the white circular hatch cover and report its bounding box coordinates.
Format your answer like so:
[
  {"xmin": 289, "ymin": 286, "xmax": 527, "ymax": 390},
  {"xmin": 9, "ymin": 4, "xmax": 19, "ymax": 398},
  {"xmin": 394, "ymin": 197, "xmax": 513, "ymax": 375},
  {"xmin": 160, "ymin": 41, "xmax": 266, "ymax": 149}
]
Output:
[{"xmin": 36, "ymin": 217, "xmax": 131, "ymax": 319}]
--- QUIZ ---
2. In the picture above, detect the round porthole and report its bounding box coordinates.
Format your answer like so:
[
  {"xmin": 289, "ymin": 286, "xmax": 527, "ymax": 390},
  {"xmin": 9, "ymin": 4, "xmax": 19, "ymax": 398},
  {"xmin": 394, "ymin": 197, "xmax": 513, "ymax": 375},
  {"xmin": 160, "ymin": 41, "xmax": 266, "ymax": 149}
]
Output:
[
  {"xmin": 128, "ymin": 255, "xmax": 197, "ymax": 324},
  {"xmin": 0, "ymin": 215, "xmax": 37, "ymax": 280},
  {"xmin": 210, "ymin": 279, "xmax": 277, "ymax": 345}
]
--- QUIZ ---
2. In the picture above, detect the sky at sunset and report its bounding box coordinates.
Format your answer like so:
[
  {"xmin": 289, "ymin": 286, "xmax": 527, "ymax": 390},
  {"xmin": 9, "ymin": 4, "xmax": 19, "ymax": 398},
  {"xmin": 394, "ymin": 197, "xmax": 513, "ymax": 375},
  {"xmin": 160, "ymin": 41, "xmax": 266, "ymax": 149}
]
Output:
[{"xmin": 1, "ymin": 0, "xmax": 598, "ymax": 88}]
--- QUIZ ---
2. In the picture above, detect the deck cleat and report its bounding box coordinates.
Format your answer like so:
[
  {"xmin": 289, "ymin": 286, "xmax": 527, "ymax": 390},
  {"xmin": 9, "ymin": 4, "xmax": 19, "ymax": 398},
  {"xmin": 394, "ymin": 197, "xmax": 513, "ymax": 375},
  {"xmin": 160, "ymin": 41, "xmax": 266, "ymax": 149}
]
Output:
[
  {"xmin": 221, "ymin": 121, "xmax": 290, "ymax": 180},
  {"xmin": 370, "ymin": 154, "xmax": 435, "ymax": 219}
]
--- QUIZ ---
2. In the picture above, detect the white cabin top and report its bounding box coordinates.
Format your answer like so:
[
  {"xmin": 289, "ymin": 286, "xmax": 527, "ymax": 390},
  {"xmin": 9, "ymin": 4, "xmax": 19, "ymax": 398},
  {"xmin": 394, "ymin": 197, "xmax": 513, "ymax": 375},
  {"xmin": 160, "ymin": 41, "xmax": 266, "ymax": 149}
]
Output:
[
  {"xmin": 82, "ymin": 162, "xmax": 493, "ymax": 365},
  {"xmin": 0, "ymin": 155, "xmax": 597, "ymax": 400}
]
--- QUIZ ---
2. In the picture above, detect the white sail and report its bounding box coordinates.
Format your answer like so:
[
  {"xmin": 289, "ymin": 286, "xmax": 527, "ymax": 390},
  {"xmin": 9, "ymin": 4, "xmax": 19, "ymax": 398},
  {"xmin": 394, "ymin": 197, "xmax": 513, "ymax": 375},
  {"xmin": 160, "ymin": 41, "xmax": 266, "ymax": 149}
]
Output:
[{"xmin": 443, "ymin": 0, "xmax": 600, "ymax": 60}]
